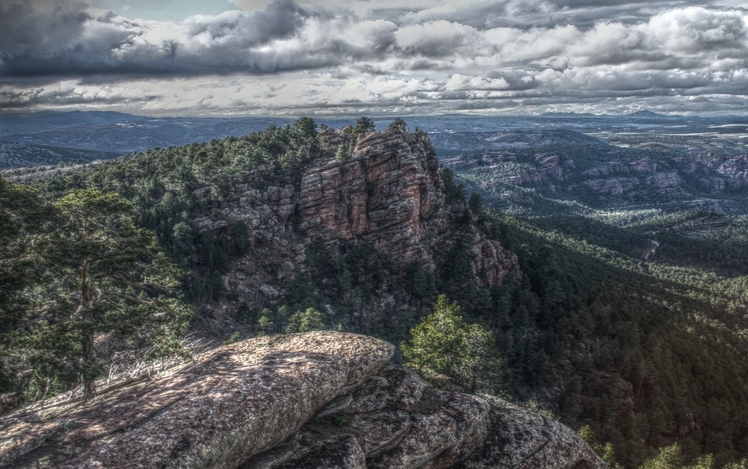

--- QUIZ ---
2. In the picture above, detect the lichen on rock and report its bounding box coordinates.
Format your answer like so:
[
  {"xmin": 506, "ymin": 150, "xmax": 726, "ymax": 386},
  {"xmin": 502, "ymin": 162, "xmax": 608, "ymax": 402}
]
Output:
[
  {"xmin": 0, "ymin": 332, "xmax": 393, "ymax": 469},
  {"xmin": 1, "ymin": 333, "xmax": 605, "ymax": 469}
]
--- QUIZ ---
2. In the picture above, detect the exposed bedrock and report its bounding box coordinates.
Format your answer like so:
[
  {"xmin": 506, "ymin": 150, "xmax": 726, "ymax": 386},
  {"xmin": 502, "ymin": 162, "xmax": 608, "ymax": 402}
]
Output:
[{"xmin": 0, "ymin": 332, "xmax": 606, "ymax": 469}]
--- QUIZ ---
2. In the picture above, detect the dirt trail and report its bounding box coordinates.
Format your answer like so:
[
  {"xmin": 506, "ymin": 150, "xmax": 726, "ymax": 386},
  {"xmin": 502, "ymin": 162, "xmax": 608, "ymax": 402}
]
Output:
[{"xmin": 637, "ymin": 240, "xmax": 660, "ymax": 272}]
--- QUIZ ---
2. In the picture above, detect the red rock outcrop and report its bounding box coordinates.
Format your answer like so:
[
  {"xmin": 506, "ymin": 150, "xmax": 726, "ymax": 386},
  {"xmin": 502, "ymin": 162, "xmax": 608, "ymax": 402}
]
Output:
[
  {"xmin": 296, "ymin": 128, "xmax": 516, "ymax": 285},
  {"xmin": 192, "ymin": 128, "xmax": 519, "ymax": 333}
]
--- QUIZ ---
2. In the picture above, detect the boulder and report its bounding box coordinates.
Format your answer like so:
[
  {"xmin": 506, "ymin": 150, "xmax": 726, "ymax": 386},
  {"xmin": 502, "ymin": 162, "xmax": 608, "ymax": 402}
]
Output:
[
  {"xmin": 259, "ymin": 284, "xmax": 280, "ymax": 300},
  {"xmin": 0, "ymin": 332, "xmax": 394, "ymax": 469},
  {"xmin": 1, "ymin": 332, "xmax": 605, "ymax": 469}
]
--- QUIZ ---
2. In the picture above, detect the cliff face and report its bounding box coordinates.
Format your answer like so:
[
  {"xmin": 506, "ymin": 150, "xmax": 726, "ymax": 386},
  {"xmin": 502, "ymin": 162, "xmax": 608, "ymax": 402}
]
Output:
[
  {"xmin": 194, "ymin": 128, "xmax": 519, "ymax": 335},
  {"xmin": 299, "ymin": 129, "xmax": 516, "ymax": 284},
  {"xmin": 299, "ymin": 130, "xmax": 442, "ymax": 269},
  {"xmin": 0, "ymin": 332, "xmax": 606, "ymax": 469}
]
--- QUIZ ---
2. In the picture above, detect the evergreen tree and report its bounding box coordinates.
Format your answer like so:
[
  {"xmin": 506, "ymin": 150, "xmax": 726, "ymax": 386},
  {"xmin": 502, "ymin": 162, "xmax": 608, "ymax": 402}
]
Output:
[
  {"xmin": 20, "ymin": 190, "xmax": 193, "ymax": 400},
  {"xmin": 389, "ymin": 118, "xmax": 408, "ymax": 133},
  {"xmin": 402, "ymin": 295, "xmax": 503, "ymax": 393},
  {"xmin": 639, "ymin": 443, "xmax": 715, "ymax": 469},
  {"xmin": 0, "ymin": 177, "xmax": 54, "ymax": 330},
  {"xmin": 578, "ymin": 425, "xmax": 624, "ymax": 469},
  {"xmin": 335, "ymin": 143, "xmax": 353, "ymax": 164},
  {"xmin": 353, "ymin": 117, "xmax": 375, "ymax": 134},
  {"xmin": 468, "ymin": 191, "xmax": 483, "ymax": 214},
  {"xmin": 0, "ymin": 177, "xmax": 56, "ymax": 393},
  {"xmin": 441, "ymin": 167, "xmax": 466, "ymax": 204},
  {"xmin": 286, "ymin": 307, "xmax": 326, "ymax": 333}
]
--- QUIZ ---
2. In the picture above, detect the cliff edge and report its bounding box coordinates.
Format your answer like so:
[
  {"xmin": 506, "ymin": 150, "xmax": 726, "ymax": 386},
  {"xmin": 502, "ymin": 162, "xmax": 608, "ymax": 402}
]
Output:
[{"xmin": 1, "ymin": 332, "xmax": 606, "ymax": 469}]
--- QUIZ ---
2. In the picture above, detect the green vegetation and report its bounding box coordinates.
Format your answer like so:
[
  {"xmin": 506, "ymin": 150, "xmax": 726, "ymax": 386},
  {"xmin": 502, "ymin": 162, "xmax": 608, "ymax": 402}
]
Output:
[
  {"xmin": 32, "ymin": 118, "xmax": 322, "ymax": 305},
  {"xmin": 640, "ymin": 443, "xmax": 710, "ymax": 469},
  {"xmin": 488, "ymin": 212, "xmax": 748, "ymax": 468},
  {"xmin": 448, "ymin": 144, "xmax": 748, "ymax": 218},
  {"xmin": 579, "ymin": 425, "xmax": 624, "ymax": 469},
  {"xmin": 286, "ymin": 307, "xmax": 326, "ymax": 333},
  {"xmin": 402, "ymin": 295, "xmax": 503, "ymax": 393},
  {"xmin": 0, "ymin": 176, "xmax": 54, "ymax": 332},
  {"xmin": 0, "ymin": 181, "xmax": 192, "ymax": 401},
  {"xmin": 353, "ymin": 116, "xmax": 376, "ymax": 134},
  {"xmin": 389, "ymin": 118, "xmax": 408, "ymax": 133},
  {"xmin": 3, "ymin": 118, "xmax": 747, "ymax": 467},
  {"xmin": 255, "ymin": 237, "xmax": 395, "ymax": 336}
]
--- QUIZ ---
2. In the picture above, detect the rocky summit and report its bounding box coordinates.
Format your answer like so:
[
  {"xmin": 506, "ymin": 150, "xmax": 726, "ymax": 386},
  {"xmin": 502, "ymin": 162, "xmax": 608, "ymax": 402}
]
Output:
[
  {"xmin": 0, "ymin": 332, "xmax": 605, "ymax": 469},
  {"xmin": 195, "ymin": 127, "xmax": 518, "ymax": 335}
]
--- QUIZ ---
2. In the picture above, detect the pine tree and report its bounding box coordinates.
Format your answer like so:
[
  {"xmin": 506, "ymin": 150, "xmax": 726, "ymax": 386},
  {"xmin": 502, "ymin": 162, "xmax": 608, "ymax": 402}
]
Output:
[
  {"xmin": 286, "ymin": 307, "xmax": 326, "ymax": 333},
  {"xmin": 402, "ymin": 295, "xmax": 503, "ymax": 393},
  {"xmin": 22, "ymin": 190, "xmax": 193, "ymax": 400},
  {"xmin": 0, "ymin": 177, "xmax": 56, "ymax": 393},
  {"xmin": 353, "ymin": 117, "xmax": 375, "ymax": 134}
]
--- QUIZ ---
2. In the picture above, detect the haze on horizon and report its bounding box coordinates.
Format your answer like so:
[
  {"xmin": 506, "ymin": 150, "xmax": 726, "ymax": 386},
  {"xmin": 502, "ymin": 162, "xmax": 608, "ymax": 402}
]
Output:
[{"xmin": 1, "ymin": 0, "xmax": 747, "ymax": 117}]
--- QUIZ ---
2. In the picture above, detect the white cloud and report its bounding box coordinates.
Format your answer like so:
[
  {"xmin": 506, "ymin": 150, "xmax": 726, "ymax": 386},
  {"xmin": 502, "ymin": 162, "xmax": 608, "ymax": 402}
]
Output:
[
  {"xmin": 445, "ymin": 74, "xmax": 510, "ymax": 91},
  {"xmin": 1, "ymin": 0, "xmax": 748, "ymax": 115}
]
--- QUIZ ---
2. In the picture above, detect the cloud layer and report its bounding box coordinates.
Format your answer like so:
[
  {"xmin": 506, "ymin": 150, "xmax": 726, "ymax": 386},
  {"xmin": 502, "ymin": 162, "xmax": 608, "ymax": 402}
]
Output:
[{"xmin": 1, "ymin": 0, "xmax": 747, "ymax": 115}]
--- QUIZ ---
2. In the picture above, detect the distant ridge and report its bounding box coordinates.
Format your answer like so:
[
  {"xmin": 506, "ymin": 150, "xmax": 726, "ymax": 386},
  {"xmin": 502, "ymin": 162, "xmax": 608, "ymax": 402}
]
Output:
[
  {"xmin": 627, "ymin": 110, "xmax": 676, "ymax": 118},
  {"xmin": 540, "ymin": 112, "xmax": 598, "ymax": 117},
  {"xmin": 0, "ymin": 110, "xmax": 150, "ymax": 137}
]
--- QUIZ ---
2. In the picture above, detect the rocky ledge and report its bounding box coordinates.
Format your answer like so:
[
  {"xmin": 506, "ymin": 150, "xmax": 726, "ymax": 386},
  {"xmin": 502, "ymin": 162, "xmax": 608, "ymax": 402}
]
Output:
[{"xmin": 0, "ymin": 332, "xmax": 606, "ymax": 469}]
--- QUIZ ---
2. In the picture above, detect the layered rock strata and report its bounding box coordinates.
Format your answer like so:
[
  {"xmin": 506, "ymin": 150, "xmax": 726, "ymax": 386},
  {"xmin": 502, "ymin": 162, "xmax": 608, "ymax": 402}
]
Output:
[{"xmin": 0, "ymin": 332, "xmax": 606, "ymax": 469}]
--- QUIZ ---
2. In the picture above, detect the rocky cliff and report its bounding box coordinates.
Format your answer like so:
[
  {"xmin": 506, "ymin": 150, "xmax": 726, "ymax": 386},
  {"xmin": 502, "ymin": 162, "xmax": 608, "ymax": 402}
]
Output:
[
  {"xmin": 193, "ymin": 128, "xmax": 519, "ymax": 336},
  {"xmin": 0, "ymin": 332, "xmax": 606, "ymax": 469}
]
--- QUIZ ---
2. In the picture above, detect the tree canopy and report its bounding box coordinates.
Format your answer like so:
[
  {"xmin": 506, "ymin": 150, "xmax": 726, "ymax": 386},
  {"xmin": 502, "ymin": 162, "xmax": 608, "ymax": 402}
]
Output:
[
  {"xmin": 402, "ymin": 295, "xmax": 503, "ymax": 393},
  {"xmin": 1, "ymin": 186, "xmax": 193, "ymax": 401}
]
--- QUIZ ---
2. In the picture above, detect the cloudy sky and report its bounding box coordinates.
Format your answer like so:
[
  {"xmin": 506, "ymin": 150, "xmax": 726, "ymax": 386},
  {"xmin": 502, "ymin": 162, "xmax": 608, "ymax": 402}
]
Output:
[{"xmin": 1, "ymin": 0, "xmax": 747, "ymax": 116}]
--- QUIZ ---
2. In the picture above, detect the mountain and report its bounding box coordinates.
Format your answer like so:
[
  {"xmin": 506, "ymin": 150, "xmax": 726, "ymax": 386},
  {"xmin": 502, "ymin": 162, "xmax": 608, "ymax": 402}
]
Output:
[
  {"xmin": 626, "ymin": 110, "xmax": 685, "ymax": 119},
  {"xmin": 2, "ymin": 111, "xmax": 745, "ymax": 170},
  {"xmin": 0, "ymin": 140, "xmax": 119, "ymax": 169},
  {"xmin": 0, "ymin": 116, "xmax": 299, "ymax": 154},
  {"xmin": 443, "ymin": 141, "xmax": 748, "ymax": 218},
  {"xmin": 0, "ymin": 110, "xmax": 150, "ymax": 137},
  {"xmin": 428, "ymin": 129, "xmax": 603, "ymax": 152},
  {"xmin": 7, "ymin": 121, "xmax": 748, "ymax": 468},
  {"xmin": 540, "ymin": 112, "xmax": 599, "ymax": 117},
  {"xmin": 32, "ymin": 125, "xmax": 518, "ymax": 333}
]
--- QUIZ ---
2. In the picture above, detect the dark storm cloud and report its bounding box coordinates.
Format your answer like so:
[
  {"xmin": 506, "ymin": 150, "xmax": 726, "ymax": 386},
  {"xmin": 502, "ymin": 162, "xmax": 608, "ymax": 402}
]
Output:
[
  {"xmin": 0, "ymin": 1, "xmax": 91, "ymax": 55},
  {"xmin": 2, "ymin": 0, "xmax": 746, "ymax": 77},
  {"xmin": 1, "ymin": 0, "xmax": 747, "ymax": 115},
  {"xmin": 186, "ymin": 0, "xmax": 308, "ymax": 47},
  {"xmin": 0, "ymin": 0, "xmax": 319, "ymax": 77},
  {"xmin": 0, "ymin": 85, "xmax": 158, "ymax": 109}
]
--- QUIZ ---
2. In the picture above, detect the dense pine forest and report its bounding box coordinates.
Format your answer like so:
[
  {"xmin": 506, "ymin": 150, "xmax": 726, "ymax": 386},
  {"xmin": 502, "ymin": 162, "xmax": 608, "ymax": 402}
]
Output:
[{"xmin": 1, "ymin": 118, "xmax": 747, "ymax": 468}]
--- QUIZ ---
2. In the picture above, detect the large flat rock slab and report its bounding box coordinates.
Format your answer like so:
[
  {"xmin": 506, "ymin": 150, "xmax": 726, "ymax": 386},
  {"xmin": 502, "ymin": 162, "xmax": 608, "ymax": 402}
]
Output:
[{"xmin": 0, "ymin": 332, "xmax": 394, "ymax": 469}]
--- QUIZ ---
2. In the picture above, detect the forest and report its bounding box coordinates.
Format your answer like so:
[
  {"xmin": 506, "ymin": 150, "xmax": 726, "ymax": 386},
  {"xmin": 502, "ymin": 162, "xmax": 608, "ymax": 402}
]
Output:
[{"xmin": 1, "ymin": 118, "xmax": 747, "ymax": 468}]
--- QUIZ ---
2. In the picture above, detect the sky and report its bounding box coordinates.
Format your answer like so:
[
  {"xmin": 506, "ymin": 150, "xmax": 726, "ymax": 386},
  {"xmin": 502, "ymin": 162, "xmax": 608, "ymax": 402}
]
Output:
[{"xmin": 0, "ymin": 0, "xmax": 747, "ymax": 116}]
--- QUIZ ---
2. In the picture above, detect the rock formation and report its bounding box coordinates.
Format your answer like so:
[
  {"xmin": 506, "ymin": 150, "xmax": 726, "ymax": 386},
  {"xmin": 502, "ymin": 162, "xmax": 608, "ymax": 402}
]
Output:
[
  {"xmin": 0, "ymin": 332, "xmax": 607, "ymax": 469},
  {"xmin": 192, "ymin": 128, "xmax": 519, "ymax": 335}
]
